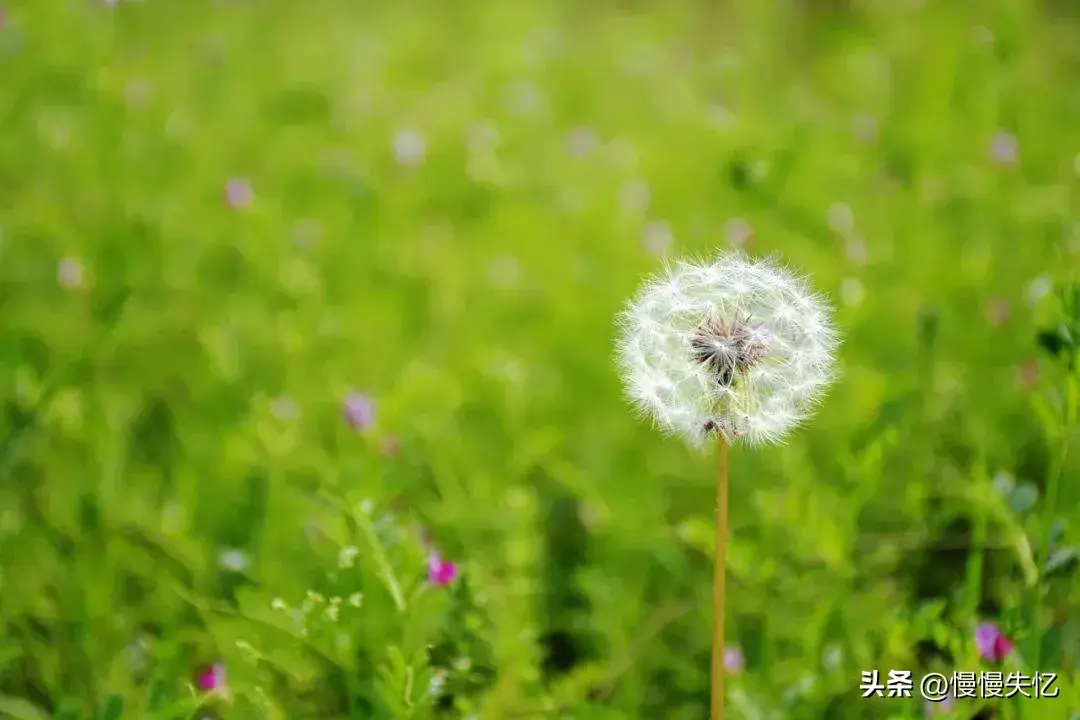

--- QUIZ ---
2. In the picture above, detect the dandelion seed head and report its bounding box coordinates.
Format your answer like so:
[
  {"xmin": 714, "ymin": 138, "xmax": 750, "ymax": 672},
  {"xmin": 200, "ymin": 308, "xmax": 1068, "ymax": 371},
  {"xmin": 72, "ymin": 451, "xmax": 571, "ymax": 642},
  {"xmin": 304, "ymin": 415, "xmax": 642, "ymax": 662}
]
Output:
[{"xmin": 615, "ymin": 250, "xmax": 839, "ymax": 447}]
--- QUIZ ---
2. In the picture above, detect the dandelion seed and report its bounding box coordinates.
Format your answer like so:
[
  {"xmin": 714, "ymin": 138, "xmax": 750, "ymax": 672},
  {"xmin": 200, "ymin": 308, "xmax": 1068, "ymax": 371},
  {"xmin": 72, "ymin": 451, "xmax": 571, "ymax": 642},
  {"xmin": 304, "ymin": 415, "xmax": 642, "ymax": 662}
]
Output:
[
  {"xmin": 217, "ymin": 547, "xmax": 249, "ymax": 572},
  {"xmin": 989, "ymin": 131, "xmax": 1019, "ymax": 166},
  {"xmin": 428, "ymin": 550, "xmax": 458, "ymax": 586},
  {"xmin": 724, "ymin": 218, "xmax": 752, "ymax": 249},
  {"xmin": 723, "ymin": 646, "xmax": 744, "ymax": 673},
  {"xmin": 271, "ymin": 598, "xmax": 288, "ymax": 611},
  {"xmin": 324, "ymin": 603, "xmax": 340, "ymax": 622},
  {"xmin": 615, "ymin": 250, "xmax": 839, "ymax": 447},
  {"xmin": 57, "ymin": 256, "xmax": 84, "ymax": 289},
  {"xmin": 343, "ymin": 392, "xmax": 375, "ymax": 430},
  {"xmin": 974, "ymin": 622, "xmax": 1014, "ymax": 662},
  {"xmin": 359, "ymin": 498, "xmax": 374, "ymax": 515},
  {"xmin": 393, "ymin": 128, "xmax": 426, "ymax": 167},
  {"xmin": 224, "ymin": 177, "xmax": 253, "ymax": 209},
  {"xmin": 348, "ymin": 592, "xmax": 363, "ymax": 607}
]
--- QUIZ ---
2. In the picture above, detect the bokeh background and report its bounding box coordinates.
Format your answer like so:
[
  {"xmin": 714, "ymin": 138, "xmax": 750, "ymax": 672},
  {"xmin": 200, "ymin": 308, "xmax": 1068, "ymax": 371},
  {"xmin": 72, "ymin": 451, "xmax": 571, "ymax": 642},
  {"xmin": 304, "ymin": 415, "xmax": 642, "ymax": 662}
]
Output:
[{"xmin": 0, "ymin": 0, "xmax": 1079, "ymax": 718}]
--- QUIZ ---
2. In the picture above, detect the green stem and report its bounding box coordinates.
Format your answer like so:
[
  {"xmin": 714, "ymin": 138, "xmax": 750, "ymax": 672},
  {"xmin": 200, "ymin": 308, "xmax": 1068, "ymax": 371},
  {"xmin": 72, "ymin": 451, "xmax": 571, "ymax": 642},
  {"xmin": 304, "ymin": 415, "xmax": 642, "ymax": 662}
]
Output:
[
  {"xmin": 964, "ymin": 463, "xmax": 989, "ymax": 617},
  {"xmin": 1029, "ymin": 374, "xmax": 1076, "ymax": 667}
]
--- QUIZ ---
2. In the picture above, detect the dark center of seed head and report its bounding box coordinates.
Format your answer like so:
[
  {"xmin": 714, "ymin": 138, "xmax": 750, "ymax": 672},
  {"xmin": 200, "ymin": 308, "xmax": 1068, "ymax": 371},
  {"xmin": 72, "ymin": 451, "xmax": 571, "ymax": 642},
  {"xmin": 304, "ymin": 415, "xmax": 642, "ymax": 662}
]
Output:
[{"xmin": 690, "ymin": 314, "xmax": 769, "ymax": 388}]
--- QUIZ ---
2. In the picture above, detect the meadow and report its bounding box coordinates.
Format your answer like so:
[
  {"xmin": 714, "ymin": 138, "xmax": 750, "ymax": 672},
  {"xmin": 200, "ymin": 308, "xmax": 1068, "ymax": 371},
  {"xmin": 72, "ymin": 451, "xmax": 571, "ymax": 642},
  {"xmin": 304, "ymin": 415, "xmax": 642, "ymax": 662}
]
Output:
[{"xmin": 0, "ymin": 0, "xmax": 1079, "ymax": 718}]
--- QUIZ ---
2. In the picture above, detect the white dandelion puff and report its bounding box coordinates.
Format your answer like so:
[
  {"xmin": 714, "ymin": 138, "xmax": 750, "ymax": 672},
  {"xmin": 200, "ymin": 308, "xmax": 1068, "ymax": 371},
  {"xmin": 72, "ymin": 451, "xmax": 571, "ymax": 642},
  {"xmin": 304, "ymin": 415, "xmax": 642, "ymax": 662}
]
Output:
[{"xmin": 614, "ymin": 250, "xmax": 839, "ymax": 447}]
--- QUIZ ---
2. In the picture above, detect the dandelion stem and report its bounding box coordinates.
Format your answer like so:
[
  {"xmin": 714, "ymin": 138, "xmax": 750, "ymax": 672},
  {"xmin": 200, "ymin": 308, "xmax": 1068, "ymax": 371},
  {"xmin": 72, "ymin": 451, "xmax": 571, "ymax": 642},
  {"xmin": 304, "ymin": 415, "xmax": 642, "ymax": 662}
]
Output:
[{"xmin": 711, "ymin": 435, "xmax": 729, "ymax": 720}]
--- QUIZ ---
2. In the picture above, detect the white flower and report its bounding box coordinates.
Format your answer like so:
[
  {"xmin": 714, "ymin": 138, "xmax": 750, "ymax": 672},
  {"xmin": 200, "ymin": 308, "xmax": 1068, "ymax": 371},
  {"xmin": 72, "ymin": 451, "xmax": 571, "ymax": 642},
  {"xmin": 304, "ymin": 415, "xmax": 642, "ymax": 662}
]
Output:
[
  {"xmin": 615, "ymin": 251, "xmax": 839, "ymax": 447},
  {"xmin": 217, "ymin": 547, "xmax": 249, "ymax": 572},
  {"xmin": 393, "ymin": 128, "xmax": 426, "ymax": 167}
]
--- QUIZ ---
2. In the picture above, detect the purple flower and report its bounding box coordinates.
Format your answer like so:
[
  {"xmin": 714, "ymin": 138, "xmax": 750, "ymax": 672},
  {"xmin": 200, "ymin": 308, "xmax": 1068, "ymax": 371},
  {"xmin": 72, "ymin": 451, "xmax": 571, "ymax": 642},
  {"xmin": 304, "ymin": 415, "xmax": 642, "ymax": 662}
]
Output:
[
  {"xmin": 427, "ymin": 551, "xmax": 458, "ymax": 586},
  {"xmin": 223, "ymin": 177, "xmax": 253, "ymax": 209},
  {"xmin": 57, "ymin": 256, "xmax": 84, "ymax": 289},
  {"xmin": 989, "ymin": 132, "xmax": 1019, "ymax": 166},
  {"xmin": 974, "ymin": 622, "xmax": 1014, "ymax": 662},
  {"xmin": 722, "ymin": 645, "xmax": 744, "ymax": 674},
  {"xmin": 197, "ymin": 662, "xmax": 226, "ymax": 692},
  {"xmin": 343, "ymin": 392, "xmax": 375, "ymax": 431}
]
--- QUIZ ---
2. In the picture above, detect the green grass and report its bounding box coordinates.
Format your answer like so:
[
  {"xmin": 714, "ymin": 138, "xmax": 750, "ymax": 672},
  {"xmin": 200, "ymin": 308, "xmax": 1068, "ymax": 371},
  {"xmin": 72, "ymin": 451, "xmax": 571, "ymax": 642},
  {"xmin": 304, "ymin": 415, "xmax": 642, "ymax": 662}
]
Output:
[{"xmin": 0, "ymin": 0, "xmax": 1079, "ymax": 718}]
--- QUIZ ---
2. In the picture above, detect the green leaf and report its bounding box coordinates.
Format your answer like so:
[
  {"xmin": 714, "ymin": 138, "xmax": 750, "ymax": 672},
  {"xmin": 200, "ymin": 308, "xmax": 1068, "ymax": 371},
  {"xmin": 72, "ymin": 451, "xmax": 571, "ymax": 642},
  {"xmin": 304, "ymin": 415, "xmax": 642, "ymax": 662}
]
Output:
[
  {"xmin": 0, "ymin": 696, "xmax": 51, "ymax": 720},
  {"xmin": 1044, "ymin": 547, "xmax": 1079, "ymax": 578},
  {"xmin": 98, "ymin": 695, "xmax": 124, "ymax": 720},
  {"xmin": 1008, "ymin": 482, "xmax": 1039, "ymax": 515}
]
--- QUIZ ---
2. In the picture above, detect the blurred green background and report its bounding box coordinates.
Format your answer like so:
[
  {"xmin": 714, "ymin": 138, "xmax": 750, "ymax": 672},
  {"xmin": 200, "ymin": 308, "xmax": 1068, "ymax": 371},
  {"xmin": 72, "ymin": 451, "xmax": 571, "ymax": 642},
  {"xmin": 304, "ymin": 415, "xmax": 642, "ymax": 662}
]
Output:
[{"xmin": 1, "ymin": 0, "xmax": 1079, "ymax": 718}]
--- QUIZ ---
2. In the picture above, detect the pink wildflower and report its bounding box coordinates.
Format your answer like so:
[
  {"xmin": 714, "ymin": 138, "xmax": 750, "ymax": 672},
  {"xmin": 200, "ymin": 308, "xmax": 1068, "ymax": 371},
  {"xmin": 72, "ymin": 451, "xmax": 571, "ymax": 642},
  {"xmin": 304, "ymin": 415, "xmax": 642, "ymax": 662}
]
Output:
[
  {"xmin": 427, "ymin": 551, "xmax": 458, "ymax": 586},
  {"xmin": 223, "ymin": 177, "xmax": 253, "ymax": 209},
  {"xmin": 197, "ymin": 662, "xmax": 226, "ymax": 692},
  {"xmin": 989, "ymin": 132, "xmax": 1019, "ymax": 166},
  {"xmin": 974, "ymin": 622, "xmax": 1014, "ymax": 662},
  {"xmin": 57, "ymin": 256, "xmax": 84, "ymax": 289},
  {"xmin": 343, "ymin": 392, "xmax": 375, "ymax": 431},
  {"xmin": 723, "ymin": 645, "xmax": 744, "ymax": 674}
]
